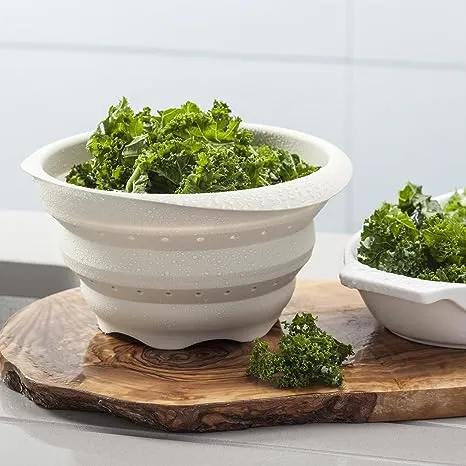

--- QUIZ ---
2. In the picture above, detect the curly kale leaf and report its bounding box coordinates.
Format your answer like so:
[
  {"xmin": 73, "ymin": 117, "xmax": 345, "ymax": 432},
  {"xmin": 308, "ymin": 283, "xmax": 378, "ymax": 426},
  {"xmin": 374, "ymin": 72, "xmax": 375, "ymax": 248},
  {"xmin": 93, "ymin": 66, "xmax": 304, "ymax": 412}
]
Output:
[
  {"xmin": 418, "ymin": 264, "xmax": 466, "ymax": 283},
  {"xmin": 158, "ymin": 100, "xmax": 249, "ymax": 145},
  {"xmin": 247, "ymin": 340, "xmax": 283, "ymax": 382},
  {"xmin": 66, "ymin": 98, "xmax": 157, "ymax": 191},
  {"xmin": 357, "ymin": 202, "xmax": 429, "ymax": 277},
  {"xmin": 358, "ymin": 182, "xmax": 466, "ymax": 284},
  {"xmin": 126, "ymin": 140, "xmax": 197, "ymax": 194},
  {"xmin": 421, "ymin": 216, "xmax": 466, "ymax": 267},
  {"xmin": 178, "ymin": 147, "xmax": 251, "ymax": 194},
  {"xmin": 65, "ymin": 159, "xmax": 95, "ymax": 188},
  {"xmin": 248, "ymin": 145, "xmax": 320, "ymax": 187},
  {"xmin": 66, "ymin": 97, "xmax": 320, "ymax": 194},
  {"xmin": 398, "ymin": 181, "xmax": 442, "ymax": 227},
  {"xmin": 247, "ymin": 313, "xmax": 353, "ymax": 389},
  {"xmin": 444, "ymin": 189, "xmax": 466, "ymax": 224}
]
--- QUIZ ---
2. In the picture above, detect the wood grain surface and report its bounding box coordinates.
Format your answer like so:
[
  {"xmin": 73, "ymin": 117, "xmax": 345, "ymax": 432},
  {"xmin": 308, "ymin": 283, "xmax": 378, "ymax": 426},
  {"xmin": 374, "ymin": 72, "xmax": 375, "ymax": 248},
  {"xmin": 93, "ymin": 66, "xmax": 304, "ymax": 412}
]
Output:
[{"xmin": 1, "ymin": 281, "xmax": 466, "ymax": 432}]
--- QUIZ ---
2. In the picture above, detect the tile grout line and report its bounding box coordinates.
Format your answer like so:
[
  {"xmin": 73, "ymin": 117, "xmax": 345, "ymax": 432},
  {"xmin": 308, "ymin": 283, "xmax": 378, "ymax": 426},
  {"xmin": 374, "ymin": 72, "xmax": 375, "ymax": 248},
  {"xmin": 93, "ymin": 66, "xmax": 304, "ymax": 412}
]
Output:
[
  {"xmin": 344, "ymin": 0, "xmax": 355, "ymax": 233},
  {"xmin": 2, "ymin": 41, "xmax": 466, "ymax": 73}
]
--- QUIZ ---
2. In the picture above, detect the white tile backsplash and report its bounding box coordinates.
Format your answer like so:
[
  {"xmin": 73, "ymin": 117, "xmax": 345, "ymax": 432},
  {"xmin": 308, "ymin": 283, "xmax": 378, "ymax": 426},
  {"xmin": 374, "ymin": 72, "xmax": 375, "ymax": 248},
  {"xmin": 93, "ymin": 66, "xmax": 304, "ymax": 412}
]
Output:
[
  {"xmin": 0, "ymin": 0, "xmax": 347, "ymax": 58},
  {"xmin": 1, "ymin": 50, "xmax": 349, "ymax": 232},
  {"xmin": 351, "ymin": 66, "xmax": 466, "ymax": 232},
  {"xmin": 3, "ymin": 1, "xmax": 466, "ymax": 233},
  {"xmin": 353, "ymin": 0, "xmax": 466, "ymax": 65}
]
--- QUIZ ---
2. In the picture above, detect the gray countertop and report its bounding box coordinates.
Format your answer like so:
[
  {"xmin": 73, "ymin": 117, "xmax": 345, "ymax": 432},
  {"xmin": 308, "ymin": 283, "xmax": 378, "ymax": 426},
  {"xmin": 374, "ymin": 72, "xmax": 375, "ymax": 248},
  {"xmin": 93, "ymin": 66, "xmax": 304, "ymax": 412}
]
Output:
[{"xmin": 1, "ymin": 212, "xmax": 466, "ymax": 465}]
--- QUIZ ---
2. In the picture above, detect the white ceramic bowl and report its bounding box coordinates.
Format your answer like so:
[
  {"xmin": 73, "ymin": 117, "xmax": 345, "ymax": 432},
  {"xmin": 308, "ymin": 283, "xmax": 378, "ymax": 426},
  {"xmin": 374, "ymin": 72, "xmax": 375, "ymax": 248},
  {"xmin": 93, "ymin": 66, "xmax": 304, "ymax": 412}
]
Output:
[
  {"xmin": 340, "ymin": 193, "xmax": 466, "ymax": 349},
  {"xmin": 22, "ymin": 124, "xmax": 352, "ymax": 349}
]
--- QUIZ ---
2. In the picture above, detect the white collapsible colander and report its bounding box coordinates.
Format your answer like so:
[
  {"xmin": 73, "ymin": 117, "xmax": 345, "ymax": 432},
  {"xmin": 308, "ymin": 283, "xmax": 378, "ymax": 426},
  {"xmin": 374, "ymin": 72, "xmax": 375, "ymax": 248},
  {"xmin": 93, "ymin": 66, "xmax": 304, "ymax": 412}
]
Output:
[{"xmin": 21, "ymin": 124, "xmax": 352, "ymax": 349}]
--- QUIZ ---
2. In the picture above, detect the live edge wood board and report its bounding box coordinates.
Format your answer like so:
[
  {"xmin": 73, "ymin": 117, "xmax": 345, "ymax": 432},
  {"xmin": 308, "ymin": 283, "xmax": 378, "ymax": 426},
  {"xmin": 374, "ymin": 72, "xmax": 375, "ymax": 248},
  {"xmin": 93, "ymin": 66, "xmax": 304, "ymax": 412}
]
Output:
[{"xmin": 1, "ymin": 281, "xmax": 466, "ymax": 433}]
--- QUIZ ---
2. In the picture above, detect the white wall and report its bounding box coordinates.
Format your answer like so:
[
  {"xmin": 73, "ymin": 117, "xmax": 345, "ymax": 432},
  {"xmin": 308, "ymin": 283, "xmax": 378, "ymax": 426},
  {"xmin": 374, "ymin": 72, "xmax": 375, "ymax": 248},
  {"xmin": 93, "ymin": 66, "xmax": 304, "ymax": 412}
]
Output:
[{"xmin": 1, "ymin": 0, "xmax": 466, "ymax": 233}]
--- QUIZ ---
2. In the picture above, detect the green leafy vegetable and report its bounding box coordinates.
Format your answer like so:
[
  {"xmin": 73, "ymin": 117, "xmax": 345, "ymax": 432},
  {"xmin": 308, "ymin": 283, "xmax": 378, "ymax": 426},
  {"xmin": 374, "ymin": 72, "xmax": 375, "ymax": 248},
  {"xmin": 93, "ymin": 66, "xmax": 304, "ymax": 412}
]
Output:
[
  {"xmin": 397, "ymin": 181, "xmax": 442, "ymax": 227},
  {"xmin": 444, "ymin": 188, "xmax": 466, "ymax": 224},
  {"xmin": 358, "ymin": 202, "xmax": 428, "ymax": 278},
  {"xmin": 358, "ymin": 183, "xmax": 466, "ymax": 284},
  {"xmin": 418, "ymin": 264, "xmax": 466, "ymax": 282},
  {"xmin": 66, "ymin": 98, "xmax": 320, "ymax": 194},
  {"xmin": 247, "ymin": 313, "xmax": 354, "ymax": 388}
]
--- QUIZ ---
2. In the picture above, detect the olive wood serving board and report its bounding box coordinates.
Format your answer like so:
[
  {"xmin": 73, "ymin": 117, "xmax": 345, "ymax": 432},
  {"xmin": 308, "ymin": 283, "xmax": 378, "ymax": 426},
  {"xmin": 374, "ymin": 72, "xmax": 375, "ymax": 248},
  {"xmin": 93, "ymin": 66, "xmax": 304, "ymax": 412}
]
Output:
[{"xmin": 1, "ymin": 281, "xmax": 466, "ymax": 432}]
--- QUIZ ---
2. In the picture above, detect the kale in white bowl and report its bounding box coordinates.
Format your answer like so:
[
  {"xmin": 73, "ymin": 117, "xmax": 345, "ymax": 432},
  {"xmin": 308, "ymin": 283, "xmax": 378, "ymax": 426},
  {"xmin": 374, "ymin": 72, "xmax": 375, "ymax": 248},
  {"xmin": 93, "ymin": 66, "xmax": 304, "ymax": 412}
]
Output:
[{"xmin": 358, "ymin": 182, "xmax": 466, "ymax": 283}]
